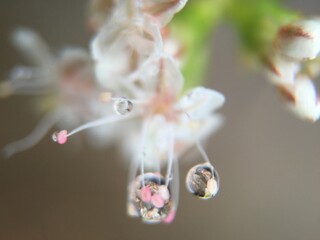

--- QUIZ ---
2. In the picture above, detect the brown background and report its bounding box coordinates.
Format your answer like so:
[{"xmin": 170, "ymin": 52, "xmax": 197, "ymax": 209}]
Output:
[{"xmin": 1, "ymin": 0, "xmax": 320, "ymax": 240}]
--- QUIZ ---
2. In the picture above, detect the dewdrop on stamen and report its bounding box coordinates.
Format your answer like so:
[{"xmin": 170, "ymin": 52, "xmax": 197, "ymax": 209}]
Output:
[
  {"xmin": 186, "ymin": 163, "xmax": 220, "ymax": 199},
  {"xmin": 50, "ymin": 95, "xmax": 137, "ymax": 146},
  {"xmin": 113, "ymin": 97, "xmax": 133, "ymax": 115},
  {"xmin": 184, "ymin": 112, "xmax": 220, "ymax": 199}
]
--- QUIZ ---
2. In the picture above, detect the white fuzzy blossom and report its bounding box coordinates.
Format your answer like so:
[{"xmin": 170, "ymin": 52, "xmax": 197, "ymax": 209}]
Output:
[
  {"xmin": 1, "ymin": 0, "xmax": 224, "ymax": 224},
  {"xmin": 266, "ymin": 18, "xmax": 320, "ymax": 122},
  {"xmin": 0, "ymin": 28, "xmax": 110, "ymax": 157}
]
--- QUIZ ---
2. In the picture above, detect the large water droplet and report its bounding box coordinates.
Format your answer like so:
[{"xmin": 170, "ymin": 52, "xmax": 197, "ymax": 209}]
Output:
[
  {"xmin": 113, "ymin": 97, "xmax": 133, "ymax": 115},
  {"xmin": 127, "ymin": 173, "xmax": 173, "ymax": 224},
  {"xmin": 186, "ymin": 163, "xmax": 219, "ymax": 199}
]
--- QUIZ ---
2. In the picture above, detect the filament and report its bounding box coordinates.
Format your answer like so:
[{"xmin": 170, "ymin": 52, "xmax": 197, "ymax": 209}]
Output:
[
  {"xmin": 2, "ymin": 108, "xmax": 62, "ymax": 158},
  {"xmin": 66, "ymin": 112, "xmax": 139, "ymax": 137},
  {"xmin": 138, "ymin": 118, "xmax": 151, "ymax": 186},
  {"xmin": 185, "ymin": 111, "xmax": 214, "ymax": 166},
  {"xmin": 172, "ymin": 157, "xmax": 179, "ymax": 209},
  {"xmin": 165, "ymin": 124, "xmax": 175, "ymax": 186}
]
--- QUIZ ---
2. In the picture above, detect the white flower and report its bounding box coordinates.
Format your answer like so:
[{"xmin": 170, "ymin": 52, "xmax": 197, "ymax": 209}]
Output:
[
  {"xmin": 266, "ymin": 17, "xmax": 320, "ymax": 122},
  {"xmin": 275, "ymin": 18, "xmax": 320, "ymax": 61},
  {"xmin": 1, "ymin": 28, "xmax": 109, "ymax": 157},
  {"xmin": 58, "ymin": 55, "xmax": 225, "ymax": 224},
  {"xmin": 3, "ymin": 1, "xmax": 223, "ymax": 224},
  {"xmin": 90, "ymin": 2, "xmax": 163, "ymax": 92}
]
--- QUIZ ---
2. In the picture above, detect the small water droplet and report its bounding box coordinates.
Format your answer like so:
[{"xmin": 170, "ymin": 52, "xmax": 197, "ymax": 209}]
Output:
[
  {"xmin": 186, "ymin": 163, "xmax": 219, "ymax": 199},
  {"xmin": 127, "ymin": 173, "xmax": 173, "ymax": 224},
  {"xmin": 113, "ymin": 97, "xmax": 133, "ymax": 115}
]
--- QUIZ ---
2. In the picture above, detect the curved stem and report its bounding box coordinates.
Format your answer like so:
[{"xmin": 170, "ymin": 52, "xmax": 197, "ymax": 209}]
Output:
[{"xmin": 2, "ymin": 108, "xmax": 62, "ymax": 158}]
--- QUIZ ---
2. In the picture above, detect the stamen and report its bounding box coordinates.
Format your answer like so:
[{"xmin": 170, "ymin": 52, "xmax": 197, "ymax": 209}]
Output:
[
  {"xmin": 195, "ymin": 138, "xmax": 211, "ymax": 165},
  {"xmin": 138, "ymin": 118, "xmax": 151, "ymax": 186},
  {"xmin": 65, "ymin": 112, "xmax": 139, "ymax": 138},
  {"xmin": 163, "ymin": 158, "xmax": 179, "ymax": 224},
  {"xmin": 140, "ymin": 152, "xmax": 146, "ymax": 186},
  {"xmin": 172, "ymin": 158, "xmax": 179, "ymax": 208},
  {"xmin": 165, "ymin": 124, "xmax": 175, "ymax": 186},
  {"xmin": 2, "ymin": 109, "xmax": 62, "ymax": 158},
  {"xmin": 52, "ymin": 130, "xmax": 68, "ymax": 144},
  {"xmin": 127, "ymin": 157, "xmax": 141, "ymax": 216},
  {"xmin": 184, "ymin": 111, "xmax": 212, "ymax": 165},
  {"xmin": 1, "ymin": 68, "xmax": 51, "ymax": 97}
]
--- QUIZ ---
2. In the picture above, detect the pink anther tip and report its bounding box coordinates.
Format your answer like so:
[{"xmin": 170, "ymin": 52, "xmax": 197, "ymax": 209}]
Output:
[{"xmin": 52, "ymin": 130, "xmax": 68, "ymax": 144}]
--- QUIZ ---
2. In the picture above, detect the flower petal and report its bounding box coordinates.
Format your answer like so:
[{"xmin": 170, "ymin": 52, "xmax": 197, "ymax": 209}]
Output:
[
  {"xmin": 12, "ymin": 27, "xmax": 55, "ymax": 67},
  {"xmin": 281, "ymin": 76, "xmax": 320, "ymax": 121},
  {"xmin": 140, "ymin": 0, "xmax": 188, "ymax": 27},
  {"xmin": 177, "ymin": 87, "xmax": 225, "ymax": 119},
  {"xmin": 276, "ymin": 19, "xmax": 320, "ymax": 61}
]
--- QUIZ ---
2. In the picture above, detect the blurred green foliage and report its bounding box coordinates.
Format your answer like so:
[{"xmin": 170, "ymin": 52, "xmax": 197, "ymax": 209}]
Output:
[{"xmin": 170, "ymin": 0, "xmax": 299, "ymax": 90}]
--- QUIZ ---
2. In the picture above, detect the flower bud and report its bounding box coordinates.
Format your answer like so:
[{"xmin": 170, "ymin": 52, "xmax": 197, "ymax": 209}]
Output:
[{"xmin": 275, "ymin": 19, "xmax": 320, "ymax": 61}]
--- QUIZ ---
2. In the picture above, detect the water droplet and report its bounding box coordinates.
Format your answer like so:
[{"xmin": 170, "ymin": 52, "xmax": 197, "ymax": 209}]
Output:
[
  {"xmin": 186, "ymin": 163, "xmax": 219, "ymax": 199},
  {"xmin": 113, "ymin": 97, "xmax": 133, "ymax": 115},
  {"xmin": 127, "ymin": 173, "xmax": 173, "ymax": 224}
]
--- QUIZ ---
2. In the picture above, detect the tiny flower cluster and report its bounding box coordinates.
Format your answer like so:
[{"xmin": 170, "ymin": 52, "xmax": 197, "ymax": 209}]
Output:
[
  {"xmin": 0, "ymin": 28, "xmax": 110, "ymax": 157},
  {"xmin": 266, "ymin": 18, "xmax": 320, "ymax": 121},
  {"xmin": 1, "ymin": 0, "xmax": 225, "ymax": 224}
]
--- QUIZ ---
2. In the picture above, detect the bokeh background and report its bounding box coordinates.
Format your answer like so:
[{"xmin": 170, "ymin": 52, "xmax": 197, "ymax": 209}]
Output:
[{"xmin": 1, "ymin": 0, "xmax": 320, "ymax": 240}]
